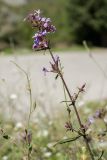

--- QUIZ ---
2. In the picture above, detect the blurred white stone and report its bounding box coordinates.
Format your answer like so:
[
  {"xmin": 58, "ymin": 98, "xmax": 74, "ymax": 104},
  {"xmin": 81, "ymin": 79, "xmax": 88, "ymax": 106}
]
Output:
[
  {"xmin": 42, "ymin": 130, "xmax": 48, "ymax": 137},
  {"xmin": 10, "ymin": 93, "xmax": 17, "ymax": 100},
  {"xmin": 44, "ymin": 152, "xmax": 52, "ymax": 157},
  {"xmin": 15, "ymin": 122, "xmax": 23, "ymax": 130},
  {"xmin": 2, "ymin": 156, "xmax": 8, "ymax": 160}
]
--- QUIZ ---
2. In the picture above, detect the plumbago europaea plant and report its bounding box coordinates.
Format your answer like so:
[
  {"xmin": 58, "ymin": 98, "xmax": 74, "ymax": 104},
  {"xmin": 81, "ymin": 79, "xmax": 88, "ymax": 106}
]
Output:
[{"xmin": 25, "ymin": 9, "xmax": 107, "ymax": 160}]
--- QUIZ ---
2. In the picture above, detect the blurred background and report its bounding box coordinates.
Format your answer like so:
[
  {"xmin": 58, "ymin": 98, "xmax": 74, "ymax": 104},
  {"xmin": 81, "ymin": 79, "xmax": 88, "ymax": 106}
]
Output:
[
  {"xmin": 0, "ymin": 1, "xmax": 107, "ymax": 159},
  {"xmin": 1, "ymin": 0, "xmax": 107, "ymax": 52}
]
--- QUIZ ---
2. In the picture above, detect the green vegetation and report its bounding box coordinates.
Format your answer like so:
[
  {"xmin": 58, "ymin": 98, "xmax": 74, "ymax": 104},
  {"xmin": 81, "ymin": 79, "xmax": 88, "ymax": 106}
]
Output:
[
  {"xmin": 67, "ymin": 0, "xmax": 107, "ymax": 46},
  {"xmin": 0, "ymin": 100, "xmax": 107, "ymax": 159}
]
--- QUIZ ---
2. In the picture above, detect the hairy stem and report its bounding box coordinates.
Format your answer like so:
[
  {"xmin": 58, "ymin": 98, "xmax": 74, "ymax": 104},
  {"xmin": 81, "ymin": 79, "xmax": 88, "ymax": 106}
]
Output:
[
  {"xmin": 48, "ymin": 48, "xmax": 95, "ymax": 160},
  {"xmin": 48, "ymin": 48, "xmax": 82, "ymax": 126}
]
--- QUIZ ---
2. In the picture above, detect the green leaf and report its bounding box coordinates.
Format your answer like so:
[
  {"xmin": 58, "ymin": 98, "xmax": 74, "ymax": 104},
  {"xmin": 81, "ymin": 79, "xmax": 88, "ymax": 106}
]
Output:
[{"xmin": 54, "ymin": 135, "xmax": 81, "ymax": 146}]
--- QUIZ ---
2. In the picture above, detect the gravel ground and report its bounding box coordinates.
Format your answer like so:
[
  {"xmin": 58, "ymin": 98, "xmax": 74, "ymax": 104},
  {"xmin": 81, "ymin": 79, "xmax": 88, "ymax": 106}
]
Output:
[{"xmin": 0, "ymin": 51, "xmax": 107, "ymax": 118}]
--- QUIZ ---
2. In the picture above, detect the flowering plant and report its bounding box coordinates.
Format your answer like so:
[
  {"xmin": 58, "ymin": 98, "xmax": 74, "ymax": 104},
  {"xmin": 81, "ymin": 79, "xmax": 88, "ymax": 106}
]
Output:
[{"xmin": 25, "ymin": 9, "xmax": 107, "ymax": 160}]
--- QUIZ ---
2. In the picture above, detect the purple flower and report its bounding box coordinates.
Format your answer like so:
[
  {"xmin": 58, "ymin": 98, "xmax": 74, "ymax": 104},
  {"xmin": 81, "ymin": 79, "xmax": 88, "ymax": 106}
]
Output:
[
  {"xmin": 44, "ymin": 22, "xmax": 48, "ymax": 28},
  {"xmin": 94, "ymin": 110, "xmax": 100, "ymax": 118},
  {"xmin": 32, "ymin": 32, "xmax": 48, "ymax": 49},
  {"xmin": 41, "ymin": 17, "xmax": 46, "ymax": 22},
  {"xmin": 88, "ymin": 116, "xmax": 95, "ymax": 124},
  {"xmin": 25, "ymin": 10, "xmax": 41, "ymax": 27},
  {"xmin": 83, "ymin": 116, "xmax": 95, "ymax": 131},
  {"xmin": 25, "ymin": 9, "xmax": 56, "ymax": 50},
  {"xmin": 25, "ymin": 9, "xmax": 56, "ymax": 33}
]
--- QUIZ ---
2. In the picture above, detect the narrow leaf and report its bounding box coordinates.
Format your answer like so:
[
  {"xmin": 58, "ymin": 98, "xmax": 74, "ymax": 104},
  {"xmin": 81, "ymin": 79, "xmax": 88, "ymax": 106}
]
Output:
[{"xmin": 54, "ymin": 135, "xmax": 81, "ymax": 146}]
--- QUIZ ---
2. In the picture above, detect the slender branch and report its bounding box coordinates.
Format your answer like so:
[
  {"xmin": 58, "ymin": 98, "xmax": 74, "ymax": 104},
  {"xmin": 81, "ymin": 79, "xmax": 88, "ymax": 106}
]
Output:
[
  {"xmin": 11, "ymin": 61, "xmax": 33, "ymax": 129},
  {"xmin": 11, "ymin": 61, "xmax": 33, "ymax": 160},
  {"xmin": 48, "ymin": 48, "xmax": 95, "ymax": 160}
]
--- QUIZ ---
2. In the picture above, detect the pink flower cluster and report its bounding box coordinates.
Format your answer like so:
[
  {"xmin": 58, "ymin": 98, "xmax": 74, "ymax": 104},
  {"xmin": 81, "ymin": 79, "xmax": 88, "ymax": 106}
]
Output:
[{"xmin": 25, "ymin": 9, "xmax": 56, "ymax": 50}]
